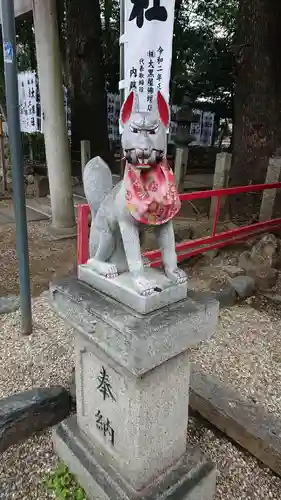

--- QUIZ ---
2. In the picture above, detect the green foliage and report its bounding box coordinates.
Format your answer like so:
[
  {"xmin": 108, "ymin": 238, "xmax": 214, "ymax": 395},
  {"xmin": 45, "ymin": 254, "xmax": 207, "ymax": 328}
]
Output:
[
  {"xmin": 100, "ymin": 0, "xmax": 120, "ymax": 93},
  {"xmin": 0, "ymin": 16, "xmax": 35, "ymax": 119},
  {"xmin": 16, "ymin": 17, "xmax": 36, "ymax": 71},
  {"xmin": 44, "ymin": 464, "xmax": 88, "ymax": 500},
  {"xmin": 0, "ymin": 0, "xmax": 239, "ymax": 121},
  {"xmin": 171, "ymin": 0, "xmax": 238, "ymax": 115}
]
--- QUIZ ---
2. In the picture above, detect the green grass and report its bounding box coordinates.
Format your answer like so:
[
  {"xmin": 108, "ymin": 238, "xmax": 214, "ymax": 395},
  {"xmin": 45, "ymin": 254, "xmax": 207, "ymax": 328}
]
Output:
[{"xmin": 44, "ymin": 463, "xmax": 88, "ymax": 500}]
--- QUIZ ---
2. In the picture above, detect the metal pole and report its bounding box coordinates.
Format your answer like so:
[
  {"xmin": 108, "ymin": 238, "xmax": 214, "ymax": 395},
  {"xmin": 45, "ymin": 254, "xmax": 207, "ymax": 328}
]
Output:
[{"xmin": 0, "ymin": 0, "xmax": 32, "ymax": 334}]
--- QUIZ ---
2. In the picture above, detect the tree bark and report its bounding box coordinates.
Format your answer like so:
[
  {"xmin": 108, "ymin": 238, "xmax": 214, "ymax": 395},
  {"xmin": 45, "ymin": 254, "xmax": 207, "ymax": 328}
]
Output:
[
  {"xmin": 230, "ymin": 0, "xmax": 281, "ymax": 213},
  {"xmin": 66, "ymin": 0, "xmax": 114, "ymax": 175}
]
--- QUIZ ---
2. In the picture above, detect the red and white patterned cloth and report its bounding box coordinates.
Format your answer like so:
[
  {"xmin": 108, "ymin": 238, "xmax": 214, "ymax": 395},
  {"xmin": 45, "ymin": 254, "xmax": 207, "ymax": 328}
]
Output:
[{"xmin": 125, "ymin": 160, "xmax": 181, "ymax": 225}]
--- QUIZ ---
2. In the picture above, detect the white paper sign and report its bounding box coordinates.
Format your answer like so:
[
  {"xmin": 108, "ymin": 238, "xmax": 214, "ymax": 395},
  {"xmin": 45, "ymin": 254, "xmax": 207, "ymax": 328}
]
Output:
[
  {"xmin": 18, "ymin": 70, "xmax": 38, "ymax": 133},
  {"xmin": 107, "ymin": 93, "xmax": 120, "ymax": 142},
  {"xmin": 200, "ymin": 111, "xmax": 215, "ymax": 147},
  {"xmin": 124, "ymin": 0, "xmax": 176, "ymax": 111},
  {"xmin": 190, "ymin": 110, "xmax": 202, "ymax": 145},
  {"xmin": 189, "ymin": 110, "xmax": 215, "ymax": 147}
]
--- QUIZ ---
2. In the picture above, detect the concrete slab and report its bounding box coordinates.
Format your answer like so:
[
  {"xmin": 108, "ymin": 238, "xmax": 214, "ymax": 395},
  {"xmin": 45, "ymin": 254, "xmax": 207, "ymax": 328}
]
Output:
[
  {"xmin": 50, "ymin": 276, "xmax": 219, "ymax": 377},
  {"xmin": 42, "ymin": 224, "xmax": 77, "ymax": 242},
  {"xmin": 0, "ymin": 296, "xmax": 20, "ymax": 315},
  {"xmin": 0, "ymin": 0, "xmax": 32, "ymax": 21},
  {"xmin": 53, "ymin": 416, "xmax": 217, "ymax": 500},
  {"xmin": 14, "ymin": 0, "xmax": 32, "ymax": 17},
  {"xmin": 0, "ymin": 205, "xmax": 49, "ymax": 224},
  {"xmin": 0, "ymin": 210, "xmax": 13, "ymax": 224},
  {"xmin": 25, "ymin": 197, "xmax": 52, "ymax": 218},
  {"xmin": 184, "ymin": 173, "xmax": 213, "ymax": 190},
  {"xmin": 190, "ymin": 365, "xmax": 281, "ymax": 478}
]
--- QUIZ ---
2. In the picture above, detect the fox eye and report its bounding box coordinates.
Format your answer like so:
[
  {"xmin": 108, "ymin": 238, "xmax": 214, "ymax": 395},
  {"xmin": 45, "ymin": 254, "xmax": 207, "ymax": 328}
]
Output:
[
  {"xmin": 149, "ymin": 127, "xmax": 159, "ymax": 135},
  {"xmin": 130, "ymin": 126, "xmax": 138, "ymax": 134}
]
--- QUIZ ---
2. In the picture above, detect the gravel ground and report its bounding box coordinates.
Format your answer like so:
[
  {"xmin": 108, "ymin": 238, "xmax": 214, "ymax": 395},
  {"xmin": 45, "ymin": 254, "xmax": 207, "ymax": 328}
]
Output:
[
  {"xmin": 0, "ymin": 295, "xmax": 74, "ymax": 499},
  {"xmin": 190, "ymin": 303, "xmax": 281, "ymax": 416},
  {"xmin": 187, "ymin": 416, "xmax": 281, "ymax": 499},
  {"xmin": 0, "ymin": 216, "xmax": 76, "ymax": 297},
  {"xmin": 1, "ymin": 296, "xmax": 281, "ymax": 499}
]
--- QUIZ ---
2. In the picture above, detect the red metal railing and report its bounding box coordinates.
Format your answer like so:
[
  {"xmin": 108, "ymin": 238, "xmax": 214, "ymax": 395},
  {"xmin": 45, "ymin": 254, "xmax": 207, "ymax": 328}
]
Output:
[{"xmin": 77, "ymin": 182, "xmax": 281, "ymax": 267}]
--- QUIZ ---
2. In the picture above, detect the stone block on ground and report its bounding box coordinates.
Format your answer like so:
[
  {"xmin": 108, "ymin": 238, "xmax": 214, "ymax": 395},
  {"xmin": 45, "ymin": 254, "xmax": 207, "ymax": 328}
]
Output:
[
  {"xmin": 174, "ymin": 225, "xmax": 194, "ymax": 243},
  {"xmin": 68, "ymin": 368, "xmax": 76, "ymax": 404},
  {"xmin": 250, "ymin": 234, "xmax": 279, "ymax": 266},
  {"xmin": 210, "ymin": 280, "xmax": 237, "ymax": 308},
  {"xmin": 190, "ymin": 365, "xmax": 281, "ymax": 478},
  {"xmin": 239, "ymin": 251, "xmax": 257, "ymax": 273},
  {"xmin": 25, "ymin": 183, "xmax": 35, "ymax": 197},
  {"xmin": 250, "ymin": 268, "xmax": 278, "ymax": 291},
  {"xmin": 228, "ymin": 276, "xmax": 256, "ymax": 299},
  {"xmin": 221, "ymin": 265, "xmax": 245, "ymax": 278},
  {"xmin": 44, "ymin": 224, "xmax": 77, "ymax": 241},
  {"xmin": 202, "ymin": 249, "xmax": 220, "ymax": 263},
  {"xmin": 0, "ymin": 386, "xmax": 71, "ymax": 454},
  {"xmin": 34, "ymin": 174, "xmax": 49, "ymax": 197},
  {"xmin": 0, "ymin": 295, "xmax": 20, "ymax": 315},
  {"xmin": 239, "ymin": 248, "xmax": 279, "ymax": 291},
  {"xmin": 262, "ymin": 292, "xmax": 281, "ymax": 303}
]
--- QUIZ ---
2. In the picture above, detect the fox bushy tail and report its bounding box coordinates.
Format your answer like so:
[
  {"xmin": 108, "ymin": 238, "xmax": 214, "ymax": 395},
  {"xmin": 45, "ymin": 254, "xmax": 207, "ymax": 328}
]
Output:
[{"xmin": 83, "ymin": 156, "xmax": 113, "ymax": 217}]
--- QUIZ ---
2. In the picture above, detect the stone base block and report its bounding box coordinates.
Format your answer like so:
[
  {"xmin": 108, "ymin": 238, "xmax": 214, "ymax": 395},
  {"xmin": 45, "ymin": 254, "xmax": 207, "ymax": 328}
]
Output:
[
  {"xmin": 78, "ymin": 265, "xmax": 187, "ymax": 314},
  {"xmin": 53, "ymin": 416, "xmax": 216, "ymax": 500},
  {"xmin": 1, "ymin": 386, "xmax": 71, "ymax": 453}
]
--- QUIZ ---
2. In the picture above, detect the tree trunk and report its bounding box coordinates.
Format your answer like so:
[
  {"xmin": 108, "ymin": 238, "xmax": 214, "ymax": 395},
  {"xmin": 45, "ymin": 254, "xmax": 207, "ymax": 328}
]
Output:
[
  {"xmin": 230, "ymin": 0, "xmax": 281, "ymax": 213},
  {"xmin": 66, "ymin": 0, "xmax": 114, "ymax": 175}
]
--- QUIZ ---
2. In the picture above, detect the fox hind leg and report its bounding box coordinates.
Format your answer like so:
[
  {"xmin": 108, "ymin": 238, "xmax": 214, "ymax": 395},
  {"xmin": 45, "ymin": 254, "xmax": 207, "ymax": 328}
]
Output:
[{"xmin": 87, "ymin": 228, "xmax": 118, "ymax": 279}]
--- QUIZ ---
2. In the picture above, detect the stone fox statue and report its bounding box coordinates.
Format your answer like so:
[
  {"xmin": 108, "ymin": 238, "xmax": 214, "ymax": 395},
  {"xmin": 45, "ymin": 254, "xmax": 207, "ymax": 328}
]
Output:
[{"xmin": 83, "ymin": 90, "xmax": 187, "ymax": 297}]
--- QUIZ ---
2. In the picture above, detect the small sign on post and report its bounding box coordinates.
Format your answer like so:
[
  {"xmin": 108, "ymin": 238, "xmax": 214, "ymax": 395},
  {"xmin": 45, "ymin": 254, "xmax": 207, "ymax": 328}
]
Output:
[
  {"xmin": 3, "ymin": 40, "xmax": 13, "ymax": 63},
  {"xmin": 18, "ymin": 71, "xmax": 38, "ymax": 133}
]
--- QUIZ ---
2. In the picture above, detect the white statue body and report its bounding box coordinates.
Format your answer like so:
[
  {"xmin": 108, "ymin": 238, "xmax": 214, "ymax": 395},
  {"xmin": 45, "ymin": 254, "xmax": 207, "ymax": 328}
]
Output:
[{"xmin": 83, "ymin": 91, "xmax": 187, "ymax": 297}]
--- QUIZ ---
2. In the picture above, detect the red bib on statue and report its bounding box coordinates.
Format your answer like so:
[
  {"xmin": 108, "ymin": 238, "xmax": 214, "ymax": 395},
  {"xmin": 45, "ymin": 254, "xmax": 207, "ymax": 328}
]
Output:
[{"xmin": 125, "ymin": 161, "xmax": 181, "ymax": 225}]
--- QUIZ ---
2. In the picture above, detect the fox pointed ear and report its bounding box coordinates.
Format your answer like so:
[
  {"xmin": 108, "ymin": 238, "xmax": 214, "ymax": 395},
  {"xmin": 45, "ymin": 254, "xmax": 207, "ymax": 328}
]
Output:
[
  {"xmin": 152, "ymin": 91, "xmax": 170, "ymax": 129},
  {"xmin": 120, "ymin": 91, "xmax": 139, "ymax": 126}
]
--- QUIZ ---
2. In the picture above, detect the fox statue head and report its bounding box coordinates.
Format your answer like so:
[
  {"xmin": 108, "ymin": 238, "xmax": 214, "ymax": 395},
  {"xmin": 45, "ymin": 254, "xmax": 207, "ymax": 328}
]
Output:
[{"xmin": 120, "ymin": 91, "xmax": 170, "ymax": 168}]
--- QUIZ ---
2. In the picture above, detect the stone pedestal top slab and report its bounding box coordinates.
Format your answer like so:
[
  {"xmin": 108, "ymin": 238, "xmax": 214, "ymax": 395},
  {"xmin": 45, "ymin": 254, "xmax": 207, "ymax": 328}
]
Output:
[{"xmin": 50, "ymin": 276, "xmax": 219, "ymax": 377}]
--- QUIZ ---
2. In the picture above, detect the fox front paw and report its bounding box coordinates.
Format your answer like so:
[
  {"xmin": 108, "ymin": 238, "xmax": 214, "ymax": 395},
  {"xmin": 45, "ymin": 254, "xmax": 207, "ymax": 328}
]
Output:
[
  {"xmin": 133, "ymin": 276, "xmax": 160, "ymax": 296},
  {"xmin": 165, "ymin": 267, "xmax": 187, "ymax": 285},
  {"xmin": 87, "ymin": 259, "xmax": 118, "ymax": 279},
  {"xmin": 105, "ymin": 264, "xmax": 118, "ymax": 279}
]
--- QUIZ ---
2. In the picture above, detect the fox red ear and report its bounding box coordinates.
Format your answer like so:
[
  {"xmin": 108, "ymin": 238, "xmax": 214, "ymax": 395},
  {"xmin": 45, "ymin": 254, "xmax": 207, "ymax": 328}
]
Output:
[
  {"xmin": 157, "ymin": 92, "xmax": 169, "ymax": 128},
  {"xmin": 121, "ymin": 91, "xmax": 135, "ymax": 125}
]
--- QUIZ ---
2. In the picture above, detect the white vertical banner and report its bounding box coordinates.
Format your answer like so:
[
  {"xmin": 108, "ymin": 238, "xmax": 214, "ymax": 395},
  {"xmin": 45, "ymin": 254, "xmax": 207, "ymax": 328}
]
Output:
[
  {"xmin": 107, "ymin": 93, "xmax": 121, "ymax": 141},
  {"xmin": 123, "ymin": 0, "xmax": 176, "ymax": 112},
  {"xmin": 18, "ymin": 71, "xmax": 38, "ymax": 133},
  {"xmin": 201, "ymin": 112, "xmax": 215, "ymax": 147},
  {"xmin": 190, "ymin": 110, "xmax": 202, "ymax": 145}
]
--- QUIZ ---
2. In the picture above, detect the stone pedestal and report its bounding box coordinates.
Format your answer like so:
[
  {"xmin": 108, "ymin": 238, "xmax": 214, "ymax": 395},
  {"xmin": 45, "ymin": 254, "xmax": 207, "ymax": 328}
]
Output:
[
  {"xmin": 209, "ymin": 152, "xmax": 232, "ymax": 220},
  {"xmin": 50, "ymin": 277, "xmax": 219, "ymax": 500},
  {"xmin": 259, "ymin": 156, "xmax": 281, "ymax": 221}
]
